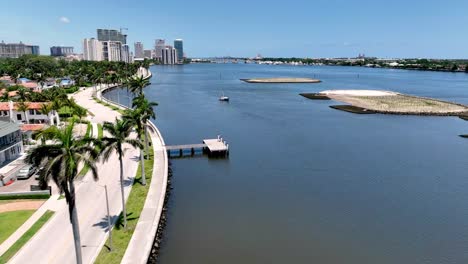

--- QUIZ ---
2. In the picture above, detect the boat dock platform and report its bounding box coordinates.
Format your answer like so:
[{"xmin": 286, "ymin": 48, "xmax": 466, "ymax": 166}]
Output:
[{"xmin": 166, "ymin": 136, "xmax": 229, "ymax": 158}]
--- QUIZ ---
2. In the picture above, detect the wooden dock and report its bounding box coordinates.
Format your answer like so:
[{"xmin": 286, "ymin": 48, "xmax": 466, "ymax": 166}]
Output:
[{"xmin": 165, "ymin": 136, "xmax": 229, "ymax": 158}]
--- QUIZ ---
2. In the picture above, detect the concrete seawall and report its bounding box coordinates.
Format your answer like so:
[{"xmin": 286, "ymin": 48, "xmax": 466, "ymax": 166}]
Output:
[{"xmin": 97, "ymin": 68, "xmax": 170, "ymax": 264}]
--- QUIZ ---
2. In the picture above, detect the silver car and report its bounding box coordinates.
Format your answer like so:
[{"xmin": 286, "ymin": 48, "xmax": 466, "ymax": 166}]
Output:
[{"xmin": 16, "ymin": 165, "xmax": 36, "ymax": 180}]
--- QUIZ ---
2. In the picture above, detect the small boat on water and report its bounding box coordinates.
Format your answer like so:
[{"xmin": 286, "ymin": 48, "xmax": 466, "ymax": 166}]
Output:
[
  {"xmin": 219, "ymin": 95, "xmax": 229, "ymax": 101},
  {"xmin": 218, "ymin": 73, "xmax": 229, "ymax": 101}
]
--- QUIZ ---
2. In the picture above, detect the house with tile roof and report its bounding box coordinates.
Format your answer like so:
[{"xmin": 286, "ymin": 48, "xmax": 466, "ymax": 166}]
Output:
[{"xmin": 0, "ymin": 101, "xmax": 57, "ymax": 124}]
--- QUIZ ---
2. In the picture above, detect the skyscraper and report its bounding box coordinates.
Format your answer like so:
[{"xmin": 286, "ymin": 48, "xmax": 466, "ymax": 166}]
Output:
[
  {"xmin": 154, "ymin": 39, "xmax": 165, "ymax": 61},
  {"xmin": 143, "ymin": 50, "xmax": 152, "ymax": 59},
  {"xmin": 134, "ymin": 42, "xmax": 144, "ymax": 58},
  {"xmin": 50, "ymin": 46, "xmax": 74, "ymax": 57},
  {"xmin": 82, "ymin": 38, "xmax": 103, "ymax": 61},
  {"xmin": 97, "ymin": 29, "xmax": 127, "ymax": 44},
  {"xmin": 102, "ymin": 41, "xmax": 122, "ymax": 62},
  {"xmin": 0, "ymin": 41, "xmax": 40, "ymax": 58},
  {"xmin": 121, "ymin": 44, "xmax": 131, "ymax": 63},
  {"xmin": 174, "ymin": 39, "xmax": 184, "ymax": 63},
  {"xmin": 161, "ymin": 46, "xmax": 177, "ymax": 65}
]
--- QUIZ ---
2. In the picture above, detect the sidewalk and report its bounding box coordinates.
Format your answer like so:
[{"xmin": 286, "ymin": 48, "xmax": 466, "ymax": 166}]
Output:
[{"xmin": 6, "ymin": 87, "xmax": 140, "ymax": 264}]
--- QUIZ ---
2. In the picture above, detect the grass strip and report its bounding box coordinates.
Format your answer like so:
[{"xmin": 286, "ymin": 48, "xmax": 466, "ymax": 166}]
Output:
[
  {"xmin": 85, "ymin": 123, "xmax": 92, "ymax": 138},
  {"xmin": 94, "ymin": 144, "xmax": 153, "ymax": 264},
  {"xmin": 97, "ymin": 124, "xmax": 103, "ymax": 139},
  {"xmin": 0, "ymin": 210, "xmax": 35, "ymax": 244},
  {"xmin": 0, "ymin": 210, "xmax": 54, "ymax": 263}
]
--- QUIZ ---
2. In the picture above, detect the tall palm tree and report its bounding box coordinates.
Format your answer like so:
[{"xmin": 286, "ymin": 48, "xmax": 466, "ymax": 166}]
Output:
[
  {"xmin": 100, "ymin": 118, "xmax": 141, "ymax": 228},
  {"xmin": 126, "ymin": 75, "xmax": 150, "ymax": 96},
  {"xmin": 40, "ymin": 103, "xmax": 54, "ymax": 125},
  {"xmin": 26, "ymin": 122, "xmax": 99, "ymax": 264},
  {"xmin": 16, "ymin": 101, "xmax": 29, "ymax": 124},
  {"xmin": 132, "ymin": 94, "xmax": 158, "ymax": 158},
  {"xmin": 123, "ymin": 109, "xmax": 147, "ymax": 185},
  {"xmin": 51, "ymin": 99, "xmax": 63, "ymax": 126}
]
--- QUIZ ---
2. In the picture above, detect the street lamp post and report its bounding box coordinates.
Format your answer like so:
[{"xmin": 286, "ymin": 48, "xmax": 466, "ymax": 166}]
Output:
[
  {"xmin": 103, "ymin": 185, "xmax": 112, "ymax": 251},
  {"xmin": 97, "ymin": 184, "xmax": 113, "ymax": 251}
]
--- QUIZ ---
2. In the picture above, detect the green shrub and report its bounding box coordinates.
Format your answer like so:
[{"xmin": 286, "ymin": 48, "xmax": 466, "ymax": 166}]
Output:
[{"xmin": 0, "ymin": 193, "xmax": 50, "ymax": 200}]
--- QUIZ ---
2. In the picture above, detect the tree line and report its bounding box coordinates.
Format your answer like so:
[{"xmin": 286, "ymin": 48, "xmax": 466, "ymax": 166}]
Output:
[
  {"xmin": 21, "ymin": 62, "xmax": 157, "ymax": 263},
  {"xmin": 0, "ymin": 55, "xmax": 151, "ymax": 87}
]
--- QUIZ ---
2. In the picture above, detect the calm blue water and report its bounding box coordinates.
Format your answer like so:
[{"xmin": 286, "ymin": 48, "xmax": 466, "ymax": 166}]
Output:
[{"xmin": 105, "ymin": 64, "xmax": 468, "ymax": 264}]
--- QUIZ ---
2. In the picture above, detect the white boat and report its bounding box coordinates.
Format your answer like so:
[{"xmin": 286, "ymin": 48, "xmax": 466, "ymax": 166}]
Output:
[
  {"xmin": 218, "ymin": 74, "xmax": 229, "ymax": 101},
  {"xmin": 219, "ymin": 95, "xmax": 229, "ymax": 102}
]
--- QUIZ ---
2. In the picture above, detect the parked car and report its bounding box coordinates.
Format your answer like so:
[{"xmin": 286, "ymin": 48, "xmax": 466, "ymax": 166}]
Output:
[{"xmin": 16, "ymin": 165, "xmax": 36, "ymax": 180}]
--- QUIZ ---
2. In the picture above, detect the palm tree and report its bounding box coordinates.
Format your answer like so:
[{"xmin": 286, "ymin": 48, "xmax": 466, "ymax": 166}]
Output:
[
  {"xmin": 132, "ymin": 94, "xmax": 157, "ymax": 158},
  {"xmin": 100, "ymin": 118, "xmax": 141, "ymax": 228},
  {"xmin": 40, "ymin": 103, "xmax": 54, "ymax": 125},
  {"xmin": 126, "ymin": 75, "xmax": 150, "ymax": 96},
  {"xmin": 16, "ymin": 101, "xmax": 29, "ymax": 124},
  {"xmin": 26, "ymin": 122, "xmax": 99, "ymax": 264},
  {"xmin": 123, "ymin": 109, "xmax": 147, "ymax": 185},
  {"xmin": 16, "ymin": 87, "xmax": 29, "ymax": 102},
  {"xmin": 0, "ymin": 91, "xmax": 10, "ymax": 102}
]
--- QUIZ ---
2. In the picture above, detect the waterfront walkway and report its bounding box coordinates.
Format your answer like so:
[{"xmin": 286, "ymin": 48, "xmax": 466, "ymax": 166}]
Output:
[
  {"xmin": 6, "ymin": 87, "xmax": 140, "ymax": 264},
  {"xmin": 97, "ymin": 69, "xmax": 170, "ymax": 264}
]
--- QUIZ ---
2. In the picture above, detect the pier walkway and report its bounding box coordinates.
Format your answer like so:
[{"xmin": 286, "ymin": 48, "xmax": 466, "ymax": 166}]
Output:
[{"xmin": 166, "ymin": 136, "xmax": 229, "ymax": 158}]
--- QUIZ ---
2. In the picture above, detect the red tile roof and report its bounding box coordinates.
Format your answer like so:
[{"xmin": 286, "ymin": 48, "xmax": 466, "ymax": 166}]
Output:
[
  {"xmin": 0, "ymin": 102, "xmax": 46, "ymax": 111},
  {"xmin": 0, "ymin": 103, "xmax": 9, "ymax": 111},
  {"xmin": 20, "ymin": 82, "xmax": 38, "ymax": 89},
  {"xmin": 20, "ymin": 124, "xmax": 45, "ymax": 132}
]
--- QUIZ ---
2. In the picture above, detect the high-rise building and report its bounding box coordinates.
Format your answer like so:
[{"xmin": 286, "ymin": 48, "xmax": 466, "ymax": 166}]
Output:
[
  {"xmin": 154, "ymin": 39, "xmax": 165, "ymax": 60},
  {"xmin": 102, "ymin": 41, "xmax": 122, "ymax": 62},
  {"xmin": 0, "ymin": 41, "xmax": 40, "ymax": 58},
  {"xmin": 97, "ymin": 29, "xmax": 127, "ymax": 44},
  {"xmin": 30, "ymin": 46, "xmax": 40, "ymax": 55},
  {"xmin": 121, "ymin": 44, "xmax": 131, "ymax": 63},
  {"xmin": 161, "ymin": 46, "xmax": 177, "ymax": 65},
  {"xmin": 82, "ymin": 38, "xmax": 103, "ymax": 61},
  {"xmin": 174, "ymin": 39, "xmax": 184, "ymax": 63},
  {"xmin": 134, "ymin": 42, "xmax": 144, "ymax": 58},
  {"xmin": 50, "ymin": 46, "xmax": 74, "ymax": 57},
  {"xmin": 143, "ymin": 50, "xmax": 152, "ymax": 59}
]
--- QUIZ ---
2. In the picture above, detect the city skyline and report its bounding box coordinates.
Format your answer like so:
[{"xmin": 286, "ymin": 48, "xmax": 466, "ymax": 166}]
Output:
[{"xmin": 1, "ymin": 0, "xmax": 468, "ymax": 58}]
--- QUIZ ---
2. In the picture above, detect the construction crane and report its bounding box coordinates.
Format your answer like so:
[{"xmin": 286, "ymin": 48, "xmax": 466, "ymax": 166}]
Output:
[
  {"xmin": 120, "ymin": 27, "xmax": 128, "ymax": 44},
  {"xmin": 120, "ymin": 27, "xmax": 128, "ymax": 34}
]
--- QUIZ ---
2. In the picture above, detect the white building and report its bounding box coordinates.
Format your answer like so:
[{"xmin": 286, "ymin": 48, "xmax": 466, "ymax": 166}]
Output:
[
  {"xmin": 162, "ymin": 46, "xmax": 177, "ymax": 65},
  {"xmin": 0, "ymin": 121, "xmax": 23, "ymax": 168},
  {"xmin": 82, "ymin": 38, "xmax": 103, "ymax": 61},
  {"xmin": 0, "ymin": 102, "xmax": 56, "ymax": 125},
  {"xmin": 134, "ymin": 42, "xmax": 144, "ymax": 58},
  {"xmin": 102, "ymin": 41, "xmax": 122, "ymax": 62}
]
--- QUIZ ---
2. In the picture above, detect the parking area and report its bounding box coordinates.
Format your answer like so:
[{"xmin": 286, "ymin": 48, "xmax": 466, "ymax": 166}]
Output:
[
  {"xmin": 0, "ymin": 176, "xmax": 40, "ymax": 193},
  {"xmin": 0, "ymin": 153, "xmax": 45, "ymax": 193}
]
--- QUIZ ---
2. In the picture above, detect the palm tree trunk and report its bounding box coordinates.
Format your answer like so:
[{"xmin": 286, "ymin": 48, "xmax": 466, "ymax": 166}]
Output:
[
  {"xmin": 119, "ymin": 156, "xmax": 127, "ymax": 228},
  {"xmin": 54, "ymin": 110, "xmax": 61, "ymax": 125},
  {"xmin": 140, "ymin": 148, "xmax": 146, "ymax": 185},
  {"xmin": 144, "ymin": 124, "xmax": 149, "ymax": 159},
  {"xmin": 68, "ymin": 180, "xmax": 83, "ymax": 264},
  {"xmin": 48, "ymin": 113, "xmax": 54, "ymax": 126}
]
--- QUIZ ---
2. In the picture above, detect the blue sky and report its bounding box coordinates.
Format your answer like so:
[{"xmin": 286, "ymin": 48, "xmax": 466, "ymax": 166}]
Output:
[{"xmin": 1, "ymin": 0, "xmax": 467, "ymax": 58}]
